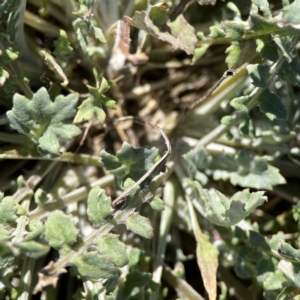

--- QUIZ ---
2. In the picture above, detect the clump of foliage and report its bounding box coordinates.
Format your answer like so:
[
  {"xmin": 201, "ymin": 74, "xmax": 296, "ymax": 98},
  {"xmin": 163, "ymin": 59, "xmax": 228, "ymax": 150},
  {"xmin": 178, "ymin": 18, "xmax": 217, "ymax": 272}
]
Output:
[{"xmin": 1, "ymin": 0, "xmax": 300, "ymax": 299}]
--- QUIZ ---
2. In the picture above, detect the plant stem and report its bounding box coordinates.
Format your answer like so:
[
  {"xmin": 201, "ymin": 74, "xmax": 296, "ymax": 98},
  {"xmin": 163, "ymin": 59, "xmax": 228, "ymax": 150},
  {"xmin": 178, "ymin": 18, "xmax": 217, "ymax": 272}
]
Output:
[{"xmin": 152, "ymin": 177, "xmax": 176, "ymax": 283}]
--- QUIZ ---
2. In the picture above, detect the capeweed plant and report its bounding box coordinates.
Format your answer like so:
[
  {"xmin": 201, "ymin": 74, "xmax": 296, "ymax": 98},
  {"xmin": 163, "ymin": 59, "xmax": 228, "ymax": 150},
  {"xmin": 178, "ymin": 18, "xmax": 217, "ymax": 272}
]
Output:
[{"xmin": 1, "ymin": 0, "xmax": 300, "ymax": 299}]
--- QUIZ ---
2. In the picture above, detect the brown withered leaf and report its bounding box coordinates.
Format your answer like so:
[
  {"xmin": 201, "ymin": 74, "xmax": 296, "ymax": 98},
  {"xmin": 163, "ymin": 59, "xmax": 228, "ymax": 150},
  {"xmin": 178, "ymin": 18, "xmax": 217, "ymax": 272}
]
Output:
[
  {"xmin": 109, "ymin": 20, "xmax": 130, "ymax": 70},
  {"xmin": 110, "ymin": 20, "xmax": 149, "ymax": 70},
  {"xmin": 33, "ymin": 261, "xmax": 67, "ymax": 294},
  {"xmin": 125, "ymin": 11, "xmax": 197, "ymax": 55}
]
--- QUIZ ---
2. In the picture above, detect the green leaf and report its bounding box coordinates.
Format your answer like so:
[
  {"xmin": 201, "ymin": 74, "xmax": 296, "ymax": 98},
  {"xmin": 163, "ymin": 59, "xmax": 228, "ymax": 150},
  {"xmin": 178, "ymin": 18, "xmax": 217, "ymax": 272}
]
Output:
[
  {"xmin": 149, "ymin": 196, "xmax": 165, "ymax": 212},
  {"xmin": 72, "ymin": 252, "xmax": 118, "ymax": 280},
  {"xmin": 247, "ymin": 64, "xmax": 270, "ymax": 88},
  {"xmin": 256, "ymin": 258, "xmax": 277, "ymax": 283},
  {"xmin": 149, "ymin": 3, "xmax": 169, "ymax": 26},
  {"xmin": 282, "ymin": 0, "xmax": 300, "ymax": 25},
  {"xmin": 0, "ymin": 196, "xmax": 18, "ymax": 224},
  {"xmin": 239, "ymin": 115, "xmax": 255, "ymax": 138},
  {"xmin": 74, "ymin": 77, "xmax": 116, "ymax": 123},
  {"xmin": 184, "ymin": 148, "xmax": 286, "ymax": 190},
  {"xmin": 278, "ymin": 242, "xmax": 300, "ymax": 262},
  {"xmin": 263, "ymin": 270, "xmax": 288, "ymax": 290},
  {"xmin": 129, "ymin": 248, "xmax": 142, "ymax": 267},
  {"xmin": 97, "ymin": 235, "xmax": 128, "ymax": 267},
  {"xmin": 123, "ymin": 271, "xmax": 151, "ymax": 298},
  {"xmin": 234, "ymin": 258, "xmax": 256, "ymax": 279},
  {"xmin": 126, "ymin": 213, "xmax": 153, "ymax": 239},
  {"xmin": 256, "ymin": 37, "xmax": 279, "ymax": 61},
  {"xmin": 16, "ymin": 241, "xmax": 50, "ymax": 259},
  {"xmin": 87, "ymin": 186, "xmax": 113, "ymax": 227},
  {"xmin": 0, "ymin": 242, "xmax": 14, "ymax": 267},
  {"xmin": 6, "ymin": 87, "xmax": 81, "ymax": 158},
  {"xmin": 249, "ymin": 14, "xmax": 278, "ymax": 34},
  {"xmin": 277, "ymin": 286, "xmax": 298, "ymax": 300},
  {"xmin": 74, "ymin": 20, "xmax": 88, "ymax": 53},
  {"xmin": 222, "ymin": 22, "xmax": 245, "ymax": 40},
  {"xmin": 0, "ymin": 48, "xmax": 19, "ymax": 64},
  {"xmin": 89, "ymin": 23, "xmax": 106, "ymax": 44},
  {"xmin": 230, "ymin": 96, "xmax": 251, "ymax": 113},
  {"xmin": 34, "ymin": 188, "xmax": 50, "ymax": 206},
  {"xmin": 185, "ymin": 180, "xmax": 266, "ymax": 226},
  {"xmin": 53, "ymin": 29, "xmax": 74, "ymax": 62},
  {"xmin": 0, "ymin": 225, "xmax": 11, "ymax": 240},
  {"xmin": 258, "ymin": 89, "xmax": 288, "ymax": 121},
  {"xmin": 209, "ymin": 25, "xmax": 226, "ymax": 39},
  {"xmin": 252, "ymin": 0, "xmax": 272, "ymax": 18},
  {"xmin": 279, "ymin": 56, "xmax": 300, "ymax": 86},
  {"xmin": 225, "ymin": 41, "xmax": 241, "ymax": 68},
  {"xmin": 192, "ymin": 44, "xmax": 210, "ymax": 64},
  {"xmin": 100, "ymin": 142, "xmax": 159, "ymax": 185},
  {"xmin": 45, "ymin": 210, "xmax": 78, "ymax": 250},
  {"xmin": 125, "ymin": 11, "xmax": 197, "ymax": 55}
]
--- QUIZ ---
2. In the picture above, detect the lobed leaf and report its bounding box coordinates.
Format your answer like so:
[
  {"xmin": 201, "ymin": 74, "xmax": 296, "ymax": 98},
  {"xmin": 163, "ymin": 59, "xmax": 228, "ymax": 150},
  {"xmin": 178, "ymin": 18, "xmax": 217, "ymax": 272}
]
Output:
[
  {"xmin": 0, "ymin": 196, "xmax": 18, "ymax": 224},
  {"xmin": 123, "ymin": 271, "xmax": 151, "ymax": 298},
  {"xmin": 100, "ymin": 142, "xmax": 159, "ymax": 186},
  {"xmin": 184, "ymin": 147, "xmax": 285, "ymax": 190},
  {"xmin": 185, "ymin": 179, "xmax": 266, "ymax": 226},
  {"xmin": 258, "ymin": 89, "xmax": 288, "ymax": 121},
  {"xmin": 225, "ymin": 41, "xmax": 241, "ymax": 68},
  {"xmin": 87, "ymin": 186, "xmax": 113, "ymax": 227},
  {"xmin": 6, "ymin": 87, "xmax": 81, "ymax": 158},
  {"xmin": 125, "ymin": 11, "xmax": 197, "ymax": 55},
  {"xmin": 45, "ymin": 211, "xmax": 78, "ymax": 250},
  {"xmin": 16, "ymin": 241, "xmax": 50, "ymax": 259},
  {"xmin": 126, "ymin": 213, "xmax": 153, "ymax": 239},
  {"xmin": 74, "ymin": 77, "xmax": 116, "ymax": 123},
  {"xmin": 247, "ymin": 64, "xmax": 270, "ymax": 88},
  {"xmin": 72, "ymin": 252, "xmax": 118, "ymax": 280},
  {"xmin": 97, "ymin": 235, "xmax": 128, "ymax": 267}
]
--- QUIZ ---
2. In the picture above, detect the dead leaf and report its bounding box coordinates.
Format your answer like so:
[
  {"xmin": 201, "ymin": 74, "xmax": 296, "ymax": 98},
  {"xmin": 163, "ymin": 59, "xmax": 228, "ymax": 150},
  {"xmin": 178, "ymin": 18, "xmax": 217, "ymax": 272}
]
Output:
[
  {"xmin": 125, "ymin": 11, "xmax": 197, "ymax": 55},
  {"xmin": 196, "ymin": 232, "xmax": 218, "ymax": 300},
  {"xmin": 32, "ymin": 261, "xmax": 67, "ymax": 294},
  {"xmin": 109, "ymin": 20, "xmax": 131, "ymax": 70}
]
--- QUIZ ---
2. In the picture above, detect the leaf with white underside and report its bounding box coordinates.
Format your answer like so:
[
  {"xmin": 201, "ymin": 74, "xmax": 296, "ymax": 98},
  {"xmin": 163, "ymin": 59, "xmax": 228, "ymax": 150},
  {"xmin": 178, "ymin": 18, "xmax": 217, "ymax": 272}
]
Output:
[
  {"xmin": 126, "ymin": 213, "xmax": 153, "ymax": 239},
  {"xmin": 6, "ymin": 87, "xmax": 81, "ymax": 158},
  {"xmin": 185, "ymin": 179, "xmax": 266, "ymax": 226},
  {"xmin": 184, "ymin": 148, "xmax": 285, "ymax": 190},
  {"xmin": 125, "ymin": 11, "xmax": 197, "ymax": 55}
]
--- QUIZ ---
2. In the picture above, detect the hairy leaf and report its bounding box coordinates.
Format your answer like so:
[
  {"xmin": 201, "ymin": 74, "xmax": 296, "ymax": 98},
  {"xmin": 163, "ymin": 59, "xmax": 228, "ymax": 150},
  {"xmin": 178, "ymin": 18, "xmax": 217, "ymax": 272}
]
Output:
[
  {"xmin": 45, "ymin": 211, "xmax": 78, "ymax": 250},
  {"xmin": 123, "ymin": 271, "xmax": 151, "ymax": 298},
  {"xmin": 282, "ymin": 0, "xmax": 300, "ymax": 25},
  {"xmin": 87, "ymin": 186, "xmax": 113, "ymax": 227},
  {"xmin": 100, "ymin": 142, "xmax": 159, "ymax": 186},
  {"xmin": 72, "ymin": 252, "xmax": 118, "ymax": 280},
  {"xmin": 258, "ymin": 89, "xmax": 288, "ymax": 121},
  {"xmin": 125, "ymin": 11, "xmax": 197, "ymax": 55},
  {"xmin": 278, "ymin": 242, "xmax": 300, "ymax": 262},
  {"xmin": 185, "ymin": 179, "xmax": 266, "ymax": 226},
  {"xmin": 150, "ymin": 196, "xmax": 165, "ymax": 212},
  {"xmin": 16, "ymin": 241, "xmax": 50, "ymax": 259},
  {"xmin": 74, "ymin": 77, "xmax": 116, "ymax": 123},
  {"xmin": 184, "ymin": 148, "xmax": 285, "ymax": 190},
  {"xmin": 225, "ymin": 41, "xmax": 241, "ymax": 68},
  {"xmin": 126, "ymin": 213, "xmax": 153, "ymax": 239},
  {"xmin": 0, "ymin": 242, "xmax": 14, "ymax": 267},
  {"xmin": 0, "ymin": 195, "xmax": 18, "ymax": 224},
  {"xmin": 97, "ymin": 235, "xmax": 128, "ymax": 267},
  {"xmin": 7, "ymin": 87, "xmax": 81, "ymax": 158},
  {"xmin": 222, "ymin": 22, "xmax": 245, "ymax": 40},
  {"xmin": 247, "ymin": 64, "xmax": 270, "ymax": 88}
]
